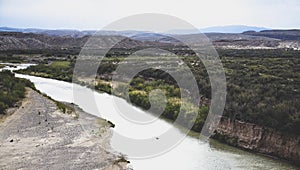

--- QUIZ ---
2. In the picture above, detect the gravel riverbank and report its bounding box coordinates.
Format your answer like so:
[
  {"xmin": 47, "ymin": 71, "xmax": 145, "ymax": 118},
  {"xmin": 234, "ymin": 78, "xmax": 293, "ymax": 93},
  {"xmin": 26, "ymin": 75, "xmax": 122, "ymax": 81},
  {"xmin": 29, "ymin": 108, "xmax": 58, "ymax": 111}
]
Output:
[{"xmin": 0, "ymin": 88, "xmax": 129, "ymax": 170}]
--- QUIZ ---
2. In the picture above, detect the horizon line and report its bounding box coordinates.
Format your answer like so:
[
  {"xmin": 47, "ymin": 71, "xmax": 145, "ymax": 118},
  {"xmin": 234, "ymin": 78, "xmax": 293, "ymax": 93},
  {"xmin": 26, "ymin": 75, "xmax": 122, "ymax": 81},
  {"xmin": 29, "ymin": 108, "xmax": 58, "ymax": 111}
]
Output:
[{"xmin": 1, "ymin": 25, "xmax": 300, "ymax": 32}]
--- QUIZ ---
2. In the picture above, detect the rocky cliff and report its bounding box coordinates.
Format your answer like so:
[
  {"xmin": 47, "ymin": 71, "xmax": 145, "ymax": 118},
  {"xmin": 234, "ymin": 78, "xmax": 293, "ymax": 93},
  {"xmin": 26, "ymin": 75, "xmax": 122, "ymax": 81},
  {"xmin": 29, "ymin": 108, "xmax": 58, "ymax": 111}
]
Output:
[{"xmin": 214, "ymin": 117, "xmax": 300, "ymax": 165}]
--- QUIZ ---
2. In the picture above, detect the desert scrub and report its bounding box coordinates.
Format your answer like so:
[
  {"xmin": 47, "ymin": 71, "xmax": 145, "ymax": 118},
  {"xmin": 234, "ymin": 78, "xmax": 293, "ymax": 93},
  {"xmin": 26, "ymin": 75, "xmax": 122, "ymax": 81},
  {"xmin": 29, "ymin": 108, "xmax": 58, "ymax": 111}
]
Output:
[
  {"xmin": 36, "ymin": 90, "xmax": 77, "ymax": 117},
  {"xmin": 95, "ymin": 81, "xmax": 112, "ymax": 94},
  {"xmin": 0, "ymin": 71, "xmax": 34, "ymax": 114},
  {"xmin": 96, "ymin": 118, "xmax": 115, "ymax": 128},
  {"xmin": 55, "ymin": 101, "xmax": 75, "ymax": 115},
  {"xmin": 95, "ymin": 118, "xmax": 115, "ymax": 137},
  {"xmin": 16, "ymin": 61, "xmax": 73, "ymax": 82},
  {"xmin": 114, "ymin": 154, "xmax": 130, "ymax": 165}
]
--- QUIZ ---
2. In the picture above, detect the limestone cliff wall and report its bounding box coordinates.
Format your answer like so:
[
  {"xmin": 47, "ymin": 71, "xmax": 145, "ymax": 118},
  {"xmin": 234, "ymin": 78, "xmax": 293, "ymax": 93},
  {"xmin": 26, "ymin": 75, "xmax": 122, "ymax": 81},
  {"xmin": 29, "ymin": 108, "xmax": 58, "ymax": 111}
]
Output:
[{"xmin": 215, "ymin": 117, "xmax": 300, "ymax": 164}]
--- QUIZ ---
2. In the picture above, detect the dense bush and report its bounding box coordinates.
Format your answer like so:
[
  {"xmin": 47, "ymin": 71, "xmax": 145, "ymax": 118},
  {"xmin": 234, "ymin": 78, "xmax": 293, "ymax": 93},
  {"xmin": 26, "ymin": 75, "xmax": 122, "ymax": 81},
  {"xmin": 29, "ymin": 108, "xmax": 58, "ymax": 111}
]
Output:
[
  {"xmin": 17, "ymin": 61, "xmax": 73, "ymax": 82},
  {"xmin": 95, "ymin": 81, "xmax": 112, "ymax": 94},
  {"xmin": 0, "ymin": 71, "xmax": 34, "ymax": 114}
]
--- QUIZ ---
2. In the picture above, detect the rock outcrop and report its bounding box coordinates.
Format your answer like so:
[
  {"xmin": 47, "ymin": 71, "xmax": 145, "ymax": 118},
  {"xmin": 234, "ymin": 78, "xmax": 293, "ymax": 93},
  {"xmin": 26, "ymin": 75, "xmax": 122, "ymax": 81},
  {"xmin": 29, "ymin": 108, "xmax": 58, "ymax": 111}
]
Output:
[{"xmin": 214, "ymin": 117, "xmax": 300, "ymax": 165}]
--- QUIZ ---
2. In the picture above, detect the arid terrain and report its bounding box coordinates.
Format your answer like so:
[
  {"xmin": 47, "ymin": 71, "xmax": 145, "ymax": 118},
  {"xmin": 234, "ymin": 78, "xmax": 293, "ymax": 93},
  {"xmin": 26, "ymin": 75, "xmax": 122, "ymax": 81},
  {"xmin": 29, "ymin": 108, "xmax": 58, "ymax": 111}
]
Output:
[
  {"xmin": 1, "ymin": 29, "xmax": 299, "ymax": 52},
  {"xmin": 0, "ymin": 88, "xmax": 129, "ymax": 170}
]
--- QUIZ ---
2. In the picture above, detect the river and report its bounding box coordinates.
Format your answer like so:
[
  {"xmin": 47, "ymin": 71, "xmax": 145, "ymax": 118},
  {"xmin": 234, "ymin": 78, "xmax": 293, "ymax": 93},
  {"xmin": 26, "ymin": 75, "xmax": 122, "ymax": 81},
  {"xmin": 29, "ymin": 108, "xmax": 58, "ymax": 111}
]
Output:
[{"xmin": 3, "ymin": 63, "xmax": 297, "ymax": 170}]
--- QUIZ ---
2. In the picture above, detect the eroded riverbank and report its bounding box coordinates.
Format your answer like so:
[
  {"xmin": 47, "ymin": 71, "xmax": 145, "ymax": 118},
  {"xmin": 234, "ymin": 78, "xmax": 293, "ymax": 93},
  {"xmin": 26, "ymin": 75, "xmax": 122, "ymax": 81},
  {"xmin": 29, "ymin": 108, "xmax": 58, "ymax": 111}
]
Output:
[{"xmin": 214, "ymin": 117, "xmax": 300, "ymax": 165}]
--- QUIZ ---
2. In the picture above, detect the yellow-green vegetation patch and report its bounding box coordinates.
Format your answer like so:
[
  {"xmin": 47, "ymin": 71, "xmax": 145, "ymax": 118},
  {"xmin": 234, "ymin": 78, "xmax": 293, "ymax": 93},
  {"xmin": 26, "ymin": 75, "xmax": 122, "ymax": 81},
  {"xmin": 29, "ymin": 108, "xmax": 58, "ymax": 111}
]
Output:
[
  {"xmin": 16, "ymin": 60, "xmax": 73, "ymax": 82},
  {"xmin": 258, "ymin": 73, "xmax": 282, "ymax": 79},
  {"xmin": 49, "ymin": 61, "xmax": 71, "ymax": 68},
  {"xmin": 246, "ymin": 65, "xmax": 267, "ymax": 71},
  {"xmin": 55, "ymin": 101, "xmax": 75, "ymax": 115},
  {"xmin": 95, "ymin": 118, "xmax": 115, "ymax": 137},
  {"xmin": 224, "ymin": 68, "xmax": 233, "ymax": 75},
  {"xmin": 96, "ymin": 79, "xmax": 111, "ymax": 85},
  {"xmin": 96, "ymin": 118, "xmax": 114, "ymax": 127},
  {"xmin": 30, "ymin": 72, "xmax": 52, "ymax": 78},
  {"xmin": 95, "ymin": 81, "xmax": 112, "ymax": 94}
]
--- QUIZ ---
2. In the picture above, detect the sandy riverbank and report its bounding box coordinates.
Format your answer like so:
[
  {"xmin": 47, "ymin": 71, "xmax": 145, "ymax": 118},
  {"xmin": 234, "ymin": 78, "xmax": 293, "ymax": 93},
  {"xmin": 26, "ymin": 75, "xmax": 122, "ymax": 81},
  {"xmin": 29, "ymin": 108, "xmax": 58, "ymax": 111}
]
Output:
[{"xmin": 0, "ymin": 88, "xmax": 129, "ymax": 170}]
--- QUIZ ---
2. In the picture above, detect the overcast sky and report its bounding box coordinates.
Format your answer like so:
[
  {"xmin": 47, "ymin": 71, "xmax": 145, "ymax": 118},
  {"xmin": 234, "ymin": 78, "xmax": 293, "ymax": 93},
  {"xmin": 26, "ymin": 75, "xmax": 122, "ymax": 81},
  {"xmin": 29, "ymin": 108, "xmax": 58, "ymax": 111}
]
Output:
[{"xmin": 0, "ymin": 0, "xmax": 299, "ymax": 30}]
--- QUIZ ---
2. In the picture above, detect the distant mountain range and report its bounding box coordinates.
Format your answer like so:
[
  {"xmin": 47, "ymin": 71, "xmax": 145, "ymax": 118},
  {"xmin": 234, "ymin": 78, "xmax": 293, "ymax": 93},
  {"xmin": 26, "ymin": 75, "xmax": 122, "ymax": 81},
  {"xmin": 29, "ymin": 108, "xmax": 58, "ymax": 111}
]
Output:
[
  {"xmin": 0, "ymin": 26, "xmax": 300, "ymax": 51},
  {"xmin": 0, "ymin": 25, "xmax": 270, "ymax": 36},
  {"xmin": 200, "ymin": 25, "xmax": 269, "ymax": 33},
  {"xmin": 0, "ymin": 27, "xmax": 151, "ymax": 37},
  {"xmin": 164, "ymin": 25, "xmax": 269, "ymax": 34}
]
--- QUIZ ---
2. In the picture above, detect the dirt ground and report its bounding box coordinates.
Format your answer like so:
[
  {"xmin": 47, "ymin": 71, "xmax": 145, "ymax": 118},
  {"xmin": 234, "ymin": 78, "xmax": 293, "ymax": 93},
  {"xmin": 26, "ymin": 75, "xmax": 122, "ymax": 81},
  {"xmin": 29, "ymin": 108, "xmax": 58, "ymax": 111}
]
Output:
[{"xmin": 0, "ymin": 88, "xmax": 130, "ymax": 170}]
